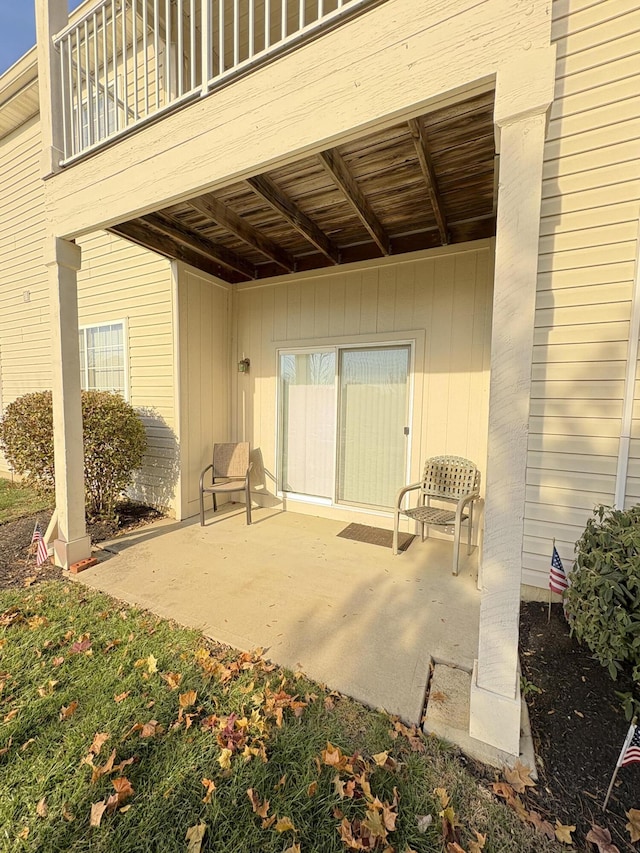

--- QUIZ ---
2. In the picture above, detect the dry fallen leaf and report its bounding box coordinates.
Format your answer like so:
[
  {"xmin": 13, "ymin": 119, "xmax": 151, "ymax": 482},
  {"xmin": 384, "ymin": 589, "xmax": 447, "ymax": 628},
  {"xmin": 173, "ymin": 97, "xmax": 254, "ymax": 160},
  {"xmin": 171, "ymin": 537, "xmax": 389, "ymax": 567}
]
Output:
[
  {"xmin": 140, "ymin": 719, "xmax": 161, "ymax": 738},
  {"xmin": 114, "ymin": 691, "xmax": 130, "ymax": 704},
  {"xmin": 3, "ymin": 708, "xmax": 18, "ymax": 723},
  {"xmin": 162, "ymin": 671, "xmax": 182, "ymax": 690},
  {"xmin": 247, "ymin": 788, "xmax": 270, "ymax": 818},
  {"xmin": 626, "ymin": 809, "xmax": 640, "ymax": 844},
  {"xmin": 283, "ymin": 844, "xmax": 301, "ymax": 853},
  {"xmin": 62, "ymin": 803, "xmax": 75, "ymax": 822},
  {"xmin": 373, "ymin": 751, "xmax": 389, "ymax": 766},
  {"xmin": 36, "ymin": 797, "xmax": 47, "ymax": 818},
  {"xmin": 528, "ymin": 810, "xmax": 555, "ymax": 841},
  {"xmin": 586, "ymin": 824, "xmax": 621, "ymax": 853},
  {"xmin": 275, "ymin": 816, "xmax": 296, "ymax": 833},
  {"xmin": 179, "ymin": 690, "xmax": 197, "ymax": 708},
  {"xmin": 59, "ymin": 701, "xmax": 79, "ymax": 721},
  {"xmin": 554, "ymin": 821, "xmax": 576, "ymax": 845},
  {"xmin": 468, "ymin": 830, "xmax": 486, "ymax": 853},
  {"xmin": 17, "ymin": 826, "xmax": 29, "ymax": 840},
  {"xmin": 201, "ymin": 778, "xmax": 216, "ymax": 804},
  {"xmin": 416, "ymin": 814, "xmax": 433, "ymax": 833},
  {"xmin": 90, "ymin": 800, "xmax": 107, "ymax": 828},
  {"xmin": 52, "ymin": 656, "xmax": 64, "ymax": 667},
  {"xmin": 503, "ymin": 760, "xmax": 536, "ymax": 794},
  {"xmin": 434, "ymin": 787, "xmax": 450, "ymax": 809},
  {"xmin": 185, "ymin": 822, "xmax": 207, "ymax": 853},
  {"xmin": 218, "ymin": 748, "xmax": 232, "ymax": 770},
  {"xmin": 307, "ymin": 781, "xmax": 317, "ymax": 797},
  {"xmin": 89, "ymin": 732, "xmax": 109, "ymax": 756}
]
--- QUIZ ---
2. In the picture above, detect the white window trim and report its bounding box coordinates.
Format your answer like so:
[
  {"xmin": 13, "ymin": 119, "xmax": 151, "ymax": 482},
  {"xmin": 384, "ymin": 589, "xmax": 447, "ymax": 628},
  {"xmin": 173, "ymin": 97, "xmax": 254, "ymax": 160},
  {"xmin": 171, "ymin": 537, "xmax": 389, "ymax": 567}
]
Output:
[{"xmin": 78, "ymin": 318, "xmax": 130, "ymax": 401}]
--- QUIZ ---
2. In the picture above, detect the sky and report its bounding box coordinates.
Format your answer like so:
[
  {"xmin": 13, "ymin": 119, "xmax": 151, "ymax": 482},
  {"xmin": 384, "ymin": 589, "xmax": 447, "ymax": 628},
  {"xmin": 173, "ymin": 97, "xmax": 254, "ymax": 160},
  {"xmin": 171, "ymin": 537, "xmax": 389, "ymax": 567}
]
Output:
[{"xmin": 0, "ymin": 2, "xmax": 77, "ymax": 76}]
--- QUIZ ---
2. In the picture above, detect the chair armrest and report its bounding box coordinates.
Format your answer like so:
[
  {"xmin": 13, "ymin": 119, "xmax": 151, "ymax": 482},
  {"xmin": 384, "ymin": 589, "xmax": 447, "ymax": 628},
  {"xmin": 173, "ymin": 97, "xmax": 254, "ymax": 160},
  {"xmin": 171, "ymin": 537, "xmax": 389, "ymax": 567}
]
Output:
[
  {"xmin": 199, "ymin": 463, "xmax": 214, "ymax": 491},
  {"xmin": 455, "ymin": 491, "xmax": 480, "ymax": 522},
  {"xmin": 245, "ymin": 461, "xmax": 254, "ymax": 485},
  {"xmin": 395, "ymin": 482, "xmax": 422, "ymax": 510}
]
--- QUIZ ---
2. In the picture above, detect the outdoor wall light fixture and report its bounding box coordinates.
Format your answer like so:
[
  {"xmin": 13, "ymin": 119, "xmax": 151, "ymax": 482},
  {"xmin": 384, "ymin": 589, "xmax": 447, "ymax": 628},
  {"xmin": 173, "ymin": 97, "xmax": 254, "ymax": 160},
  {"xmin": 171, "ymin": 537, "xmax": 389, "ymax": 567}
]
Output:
[{"xmin": 238, "ymin": 358, "xmax": 250, "ymax": 373}]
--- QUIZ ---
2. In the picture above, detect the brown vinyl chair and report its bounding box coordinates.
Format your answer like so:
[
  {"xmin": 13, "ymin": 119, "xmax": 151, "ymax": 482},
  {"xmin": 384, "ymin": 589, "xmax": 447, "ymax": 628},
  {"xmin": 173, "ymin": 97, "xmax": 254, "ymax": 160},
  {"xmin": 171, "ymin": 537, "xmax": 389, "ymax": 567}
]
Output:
[
  {"xmin": 392, "ymin": 455, "xmax": 480, "ymax": 574},
  {"xmin": 199, "ymin": 442, "xmax": 253, "ymax": 526}
]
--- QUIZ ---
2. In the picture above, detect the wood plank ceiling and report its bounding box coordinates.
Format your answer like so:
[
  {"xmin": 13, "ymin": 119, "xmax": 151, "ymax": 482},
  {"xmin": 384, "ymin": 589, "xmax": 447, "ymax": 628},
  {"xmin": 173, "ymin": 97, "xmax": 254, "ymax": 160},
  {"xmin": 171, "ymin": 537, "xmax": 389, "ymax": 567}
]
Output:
[{"xmin": 111, "ymin": 90, "xmax": 496, "ymax": 284}]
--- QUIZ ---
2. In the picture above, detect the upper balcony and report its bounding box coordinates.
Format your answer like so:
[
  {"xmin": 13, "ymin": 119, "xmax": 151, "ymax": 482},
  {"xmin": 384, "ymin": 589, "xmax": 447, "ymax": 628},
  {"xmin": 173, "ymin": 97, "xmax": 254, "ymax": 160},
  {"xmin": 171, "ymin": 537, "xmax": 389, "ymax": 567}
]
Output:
[{"xmin": 53, "ymin": 0, "xmax": 376, "ymax": 164}]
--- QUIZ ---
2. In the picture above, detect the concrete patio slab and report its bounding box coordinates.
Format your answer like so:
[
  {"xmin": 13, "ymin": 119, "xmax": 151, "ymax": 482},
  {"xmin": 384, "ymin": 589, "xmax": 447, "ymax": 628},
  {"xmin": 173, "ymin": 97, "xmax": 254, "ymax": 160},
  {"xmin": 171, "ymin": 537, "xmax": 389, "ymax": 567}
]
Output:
[{"xmin": 76, "ymin": 506, "xmax": 480, "ymax": 724}]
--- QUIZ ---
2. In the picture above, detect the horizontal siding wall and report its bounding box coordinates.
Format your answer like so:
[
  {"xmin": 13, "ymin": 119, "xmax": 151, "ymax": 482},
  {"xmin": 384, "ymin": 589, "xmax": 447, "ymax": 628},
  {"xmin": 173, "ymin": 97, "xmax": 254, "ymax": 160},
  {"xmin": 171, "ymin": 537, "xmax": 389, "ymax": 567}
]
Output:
[
  {"xmin": 76, "ymin": 231, "xmax": 178, "ymax": 513},
  {"xmin": 0, "ymin": 117, "xmax": 49, "ymax": 430},
  {"xmin": 524, "ymin": 0, "xmax": 640, "ymax": 587},
  {"xmin": 177, "ymin": 264, "xmax": 231, "ymax": 520},
  {"xmin": 0, "ymin": 115, "xmax": 178, "ymax": 511},
  {"xmin": 231, "ymin": 243, "xmax": 493, "ymax": 526}
]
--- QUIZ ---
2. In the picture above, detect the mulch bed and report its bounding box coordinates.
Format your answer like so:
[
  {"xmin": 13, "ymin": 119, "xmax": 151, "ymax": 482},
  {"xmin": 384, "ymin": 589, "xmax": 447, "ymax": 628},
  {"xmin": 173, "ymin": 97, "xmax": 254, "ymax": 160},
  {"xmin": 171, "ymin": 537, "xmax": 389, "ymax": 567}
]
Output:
[
  {"xmin": 0, "ymin": 501, "xmax": 163, "ymax": 590},
  {"xmin": 520, "ymin": 601, "xmax": 639, "ymax": 852}
]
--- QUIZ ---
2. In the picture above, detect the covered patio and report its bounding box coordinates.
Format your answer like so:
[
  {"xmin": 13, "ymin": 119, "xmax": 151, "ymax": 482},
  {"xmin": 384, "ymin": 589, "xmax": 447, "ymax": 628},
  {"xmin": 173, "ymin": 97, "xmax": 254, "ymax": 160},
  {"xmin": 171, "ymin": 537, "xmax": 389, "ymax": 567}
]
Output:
[{"xmin": 76, "ymin": 506, "xmax": 480, "ymax": 725}]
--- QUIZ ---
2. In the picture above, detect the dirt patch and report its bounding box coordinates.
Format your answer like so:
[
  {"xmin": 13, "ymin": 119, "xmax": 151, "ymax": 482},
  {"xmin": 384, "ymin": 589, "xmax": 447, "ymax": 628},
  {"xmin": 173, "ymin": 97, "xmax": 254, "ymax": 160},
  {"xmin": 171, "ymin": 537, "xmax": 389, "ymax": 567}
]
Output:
[
  {"xmin": 520, "ymin": 601, "xmax": 639, "ymax": 852},
  {"xmin": 0, "ymin": 501, "xmax": 163, "ymax": 590}
]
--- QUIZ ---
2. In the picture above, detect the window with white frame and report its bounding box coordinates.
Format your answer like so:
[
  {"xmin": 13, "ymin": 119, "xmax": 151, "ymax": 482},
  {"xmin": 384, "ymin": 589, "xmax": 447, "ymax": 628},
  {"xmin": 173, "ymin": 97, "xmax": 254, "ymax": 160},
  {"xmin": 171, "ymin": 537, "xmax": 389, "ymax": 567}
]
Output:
[{"xmin": 78, "ymin": 321, "xmax": 128, "ymax": 398}]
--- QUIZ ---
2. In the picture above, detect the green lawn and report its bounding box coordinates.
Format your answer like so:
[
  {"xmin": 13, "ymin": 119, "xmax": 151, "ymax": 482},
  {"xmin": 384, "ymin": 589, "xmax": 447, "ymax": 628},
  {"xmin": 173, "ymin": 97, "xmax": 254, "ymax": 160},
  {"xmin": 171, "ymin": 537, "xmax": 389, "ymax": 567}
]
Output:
[
  {"xmin": 0, "ymin": 582, "xmax": 562, "ymax": 853},
  {"xmin": 0, "ymin": 479, "xmax": 52, "ymax": 525}
]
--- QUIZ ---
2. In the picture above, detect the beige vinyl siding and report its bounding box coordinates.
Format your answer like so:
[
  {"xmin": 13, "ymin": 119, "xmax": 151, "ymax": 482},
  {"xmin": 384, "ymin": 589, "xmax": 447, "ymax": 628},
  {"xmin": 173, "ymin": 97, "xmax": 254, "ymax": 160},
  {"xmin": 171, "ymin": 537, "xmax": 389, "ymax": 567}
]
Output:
[
  {"xmin": 0, "ymin": 117, "xmax": 49, "ymax": 430},
  {"xmin": 76, "ymin": 231, "xmax": 178, "ymax": 512},
  {"xmin": 0, "ymin": 114, "xmax": 178, "ymax": 511},
  {"xmin": 230, "ymin": 244, "xmax": 492, "ymax": 526},
  {"xmin": 176, "ymin": 264, "xmax": 231, "ymax": 520},
  {"xmin": 523, "ymin": 0, "xmax": 640, "ymax": 587}
]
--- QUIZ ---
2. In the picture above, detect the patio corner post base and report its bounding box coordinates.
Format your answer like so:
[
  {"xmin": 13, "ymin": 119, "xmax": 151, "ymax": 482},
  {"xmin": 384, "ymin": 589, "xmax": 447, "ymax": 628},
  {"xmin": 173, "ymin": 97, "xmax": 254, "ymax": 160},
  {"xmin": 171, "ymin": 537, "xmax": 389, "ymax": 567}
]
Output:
[
  {"xmin": 469, "ymin": 659, "xmax": 521, "ymax": 759},
  {"xmin": 53, "ymin": 535, "xmax": 92, "ymax": 571}
]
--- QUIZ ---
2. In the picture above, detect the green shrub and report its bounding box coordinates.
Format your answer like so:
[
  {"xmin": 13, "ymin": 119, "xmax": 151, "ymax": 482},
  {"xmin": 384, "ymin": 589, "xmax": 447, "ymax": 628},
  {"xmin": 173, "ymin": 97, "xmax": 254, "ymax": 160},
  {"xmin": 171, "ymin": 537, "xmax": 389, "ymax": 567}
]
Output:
[
  {"xmin": 0, "ymin": 390, "xmax": 147, "ymax": 520},
  {"xmin": 565, "ymin": 504, "xmax": 640, "ymax": 718}
]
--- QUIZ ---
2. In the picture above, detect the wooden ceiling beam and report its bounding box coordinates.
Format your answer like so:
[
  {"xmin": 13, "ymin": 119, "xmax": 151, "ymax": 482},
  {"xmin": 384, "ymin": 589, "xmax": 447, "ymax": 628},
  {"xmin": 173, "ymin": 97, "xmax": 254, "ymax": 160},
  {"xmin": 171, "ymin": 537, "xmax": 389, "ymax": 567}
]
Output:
[
  {"xmin": 408, "ymin": 117, "xmax": 449, "ymax": 245},
  {"xmin": 142, "ymin": 212, "xmax": 256, "ymax": 279},
  {"xmin": 188, "ymin": 194, "xmax": 295, "ymax": 272},
  {"xmin": 318, "ymin": 148, "xmax": 390, "ymax": 256},
  {"xmin": 109, "ymin": 220, "xmax": 243, "ymax": 283},
  {"xmin": 247, "ymin": 174, "xmax": 340, "ymax": 265}
]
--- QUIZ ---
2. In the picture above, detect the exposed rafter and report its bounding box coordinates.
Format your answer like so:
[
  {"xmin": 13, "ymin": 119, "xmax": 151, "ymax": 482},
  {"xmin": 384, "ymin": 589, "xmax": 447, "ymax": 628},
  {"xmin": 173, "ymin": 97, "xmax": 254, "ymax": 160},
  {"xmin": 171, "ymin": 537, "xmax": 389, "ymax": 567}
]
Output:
[
  {"xmin": 408, "ymin": 117, "xmax": 449, "ymax": 245},
  {"xmin": 188, "ymin": 194, "xmax": 295, "ymax": 272},
  {"xmin": 318, "ymin": 148, "xmax": 390, "ymax": 256},
  {"xmin": 110, "ymin": 220, "xmax": 244, "ymax": 283},
  {"xmin": 142, "ymin": 212, "xmax": 256, "ymax": 279},
  {"xmin": 247, "ymin": 174, "xmax": 340, "ymax": 265}
]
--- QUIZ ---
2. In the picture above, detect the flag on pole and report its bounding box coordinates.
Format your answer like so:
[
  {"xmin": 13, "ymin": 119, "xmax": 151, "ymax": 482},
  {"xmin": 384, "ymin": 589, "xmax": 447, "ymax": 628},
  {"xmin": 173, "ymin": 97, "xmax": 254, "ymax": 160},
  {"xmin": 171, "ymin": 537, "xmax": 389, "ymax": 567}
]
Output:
[
  {"xmin": 549, "ymin": 546, "xmax": 568, "ymax": 594},
  {"xmin": 31, "ymin": 522, "xmax": 49, "ymax": 567},
  {"xmin": 618, "ymin": 721, "xmax": 640, "ymax": 767}
]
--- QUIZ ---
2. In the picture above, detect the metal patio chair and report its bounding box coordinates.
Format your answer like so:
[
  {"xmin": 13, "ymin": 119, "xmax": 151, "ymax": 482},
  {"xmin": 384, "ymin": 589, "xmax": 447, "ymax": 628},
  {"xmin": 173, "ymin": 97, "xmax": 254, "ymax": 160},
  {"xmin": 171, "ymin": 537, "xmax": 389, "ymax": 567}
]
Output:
[
  {"xmin": 199, "ymin": 442, "xmax": 253, "ymax": 526},
  {"xmin": 392, "ymin": 455, "xmax": 480, "ymax": 574}
]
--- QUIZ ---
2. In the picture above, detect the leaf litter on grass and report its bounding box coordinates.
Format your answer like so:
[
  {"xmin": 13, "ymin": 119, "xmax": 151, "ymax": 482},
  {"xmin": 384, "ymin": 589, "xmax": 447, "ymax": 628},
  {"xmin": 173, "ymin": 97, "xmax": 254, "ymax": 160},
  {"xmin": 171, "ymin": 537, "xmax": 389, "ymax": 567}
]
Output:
[{"xmin": 0, "ymin": 581, "xmax": 569, "ymax": 853}]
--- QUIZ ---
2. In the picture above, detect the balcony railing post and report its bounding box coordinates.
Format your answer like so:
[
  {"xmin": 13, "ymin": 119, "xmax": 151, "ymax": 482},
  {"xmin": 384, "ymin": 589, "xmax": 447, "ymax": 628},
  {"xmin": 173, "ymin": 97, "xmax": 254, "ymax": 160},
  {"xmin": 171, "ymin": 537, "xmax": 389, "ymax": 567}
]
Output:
[
  {"xmin": 201, "ymin": 0, "xmax": 211, "ymax": 95},
  {"xmin": 35, "ymin": 0, "xmax": 70, "ymax": 173}
]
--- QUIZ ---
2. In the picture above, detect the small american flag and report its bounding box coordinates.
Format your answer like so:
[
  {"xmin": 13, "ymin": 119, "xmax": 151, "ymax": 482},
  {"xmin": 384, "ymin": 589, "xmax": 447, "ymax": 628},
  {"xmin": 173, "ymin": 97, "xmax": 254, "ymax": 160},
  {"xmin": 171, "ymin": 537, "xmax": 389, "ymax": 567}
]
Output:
[
  {"xmin": 619, "ymin": 722, "xmax": 640, "ymax": 767},
  {"xmin": 31, "ymin": 522, "xmax": 49, "ymax": 567},
  {"xmin": 549, "ymin": 545, "xmax": 568, "ymax": 594}
]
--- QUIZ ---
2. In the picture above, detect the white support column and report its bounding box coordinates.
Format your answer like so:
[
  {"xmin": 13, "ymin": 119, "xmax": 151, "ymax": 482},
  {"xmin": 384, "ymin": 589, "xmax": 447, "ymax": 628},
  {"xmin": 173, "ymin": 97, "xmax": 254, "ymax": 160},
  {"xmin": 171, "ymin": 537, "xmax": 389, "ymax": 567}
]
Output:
[
  {"xmin": 36, "ymin": 0, "xmax": 69, "ymax": 175},
  {"xmin": 469, "ymin": 47, "xmax": 556, "ymax": 758},
  {"xmin": 45, "ymin": 237, "xmax": 92, "ymax": 570}
]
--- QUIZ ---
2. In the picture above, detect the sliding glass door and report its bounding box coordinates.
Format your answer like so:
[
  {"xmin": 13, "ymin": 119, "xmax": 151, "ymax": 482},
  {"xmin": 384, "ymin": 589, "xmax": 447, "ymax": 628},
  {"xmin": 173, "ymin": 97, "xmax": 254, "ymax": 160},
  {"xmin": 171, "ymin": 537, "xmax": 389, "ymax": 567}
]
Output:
[{"xmin": 279, "ymin": 344, "xmax": 411, "ymax": 510}]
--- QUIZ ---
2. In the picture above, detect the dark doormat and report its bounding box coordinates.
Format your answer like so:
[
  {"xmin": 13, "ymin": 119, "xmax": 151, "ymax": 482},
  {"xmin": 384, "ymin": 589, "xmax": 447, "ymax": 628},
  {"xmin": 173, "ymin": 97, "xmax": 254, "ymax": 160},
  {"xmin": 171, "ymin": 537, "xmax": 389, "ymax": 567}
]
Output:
[{"xmin": 337, "ymin": 523, "xmax": 415, "ymax": 552}]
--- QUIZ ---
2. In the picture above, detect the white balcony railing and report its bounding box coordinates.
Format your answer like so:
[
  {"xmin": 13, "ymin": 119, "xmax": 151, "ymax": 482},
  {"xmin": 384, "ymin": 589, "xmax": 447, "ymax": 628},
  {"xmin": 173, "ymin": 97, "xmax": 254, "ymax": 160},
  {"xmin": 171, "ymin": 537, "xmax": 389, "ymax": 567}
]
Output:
[{"xmin": 53, "ymin": 0, "xmax": 373, "ymax": 163}]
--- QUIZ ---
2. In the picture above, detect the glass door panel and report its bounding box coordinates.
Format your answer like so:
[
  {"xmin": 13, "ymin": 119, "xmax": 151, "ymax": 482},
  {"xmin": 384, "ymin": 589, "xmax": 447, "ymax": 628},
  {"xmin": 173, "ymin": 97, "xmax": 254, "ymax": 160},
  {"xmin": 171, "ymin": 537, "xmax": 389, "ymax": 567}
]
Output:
[
  {"xmin": 337, "ymin": 346, "xmax": 410, "ymax": 509},
  {"xmin": 279, "ymin": 351, "xmax": 336, "ymax": 498}
]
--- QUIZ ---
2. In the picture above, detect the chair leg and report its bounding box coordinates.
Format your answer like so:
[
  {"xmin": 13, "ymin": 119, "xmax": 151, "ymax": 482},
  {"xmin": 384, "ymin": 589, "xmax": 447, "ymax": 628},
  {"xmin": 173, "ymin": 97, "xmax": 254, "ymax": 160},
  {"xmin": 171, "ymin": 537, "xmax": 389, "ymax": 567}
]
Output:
[
  {"xmin": 467, "ymin": 503, "xmax": 474, "ymax": 555},
  {"xmin": 245, "ymin": 481, "xmax": 252, "ymax": 525},
  {"xmin": 452, "ymin": 519, "xmax": 461, "ymax": 576},
  {"xmin": 392, "ymin": 510, "xmax": 400, "ymax": 555},
  {"xmin": 199, "ymin": 490, "xmax": 205, "ymax": 527},
  {"xmin": 212, "ymin": 493, "xmax": 217, "ymax": 513}
]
